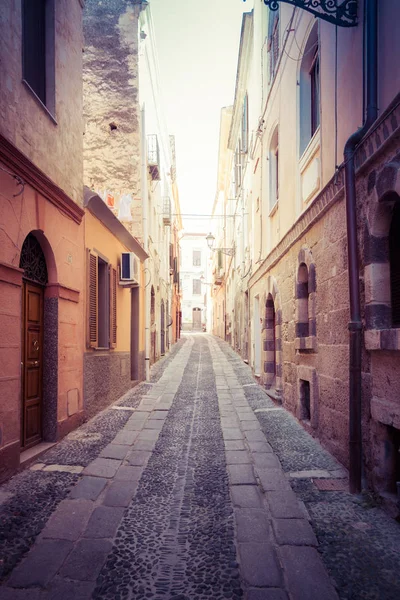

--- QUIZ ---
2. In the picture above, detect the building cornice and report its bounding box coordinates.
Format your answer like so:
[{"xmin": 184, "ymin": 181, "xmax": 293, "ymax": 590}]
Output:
[
  {"xmin": 227, "ymin": 12, "xmax": 254, "ymax": 151},
  {"xmin": 84, "ymin": 187, "xmax": 148, "ymax": 261},
  {"xmin": 0, "ymin": 133, "xmax": 84, "ymax": 225}
]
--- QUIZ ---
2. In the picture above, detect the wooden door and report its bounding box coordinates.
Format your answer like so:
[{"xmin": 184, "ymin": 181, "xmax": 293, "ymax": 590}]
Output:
[
  {"xmin": 21, "ymin": 282, "xmax": 44, "ymax": 449},
  {"xmin": 192, "ymin": 308, "xmax": 201, "ymax": 330}
]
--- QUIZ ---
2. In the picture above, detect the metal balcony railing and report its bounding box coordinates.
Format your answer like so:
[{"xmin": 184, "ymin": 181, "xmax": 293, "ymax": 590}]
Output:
[
  {"xmin": 163, "ymin": 196, "xmax": 171, "ymax": 225},
  {"xmin": 147, "ymin": 134, "xmax": 161, "ymax": 181}
]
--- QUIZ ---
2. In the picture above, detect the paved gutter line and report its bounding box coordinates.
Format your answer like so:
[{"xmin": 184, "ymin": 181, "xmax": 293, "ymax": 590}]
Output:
[{"xmin": 208, "ymin": 336, "xmax": 339, "ymax": 600}]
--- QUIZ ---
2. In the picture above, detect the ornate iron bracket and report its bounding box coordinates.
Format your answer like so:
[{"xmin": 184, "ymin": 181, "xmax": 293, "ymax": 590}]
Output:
[{"xmin": 263, "ymin": 0, "xmax": 358, "ymax": 28}]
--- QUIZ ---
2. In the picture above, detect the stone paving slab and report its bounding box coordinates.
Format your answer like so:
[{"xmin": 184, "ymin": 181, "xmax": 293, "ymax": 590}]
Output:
[
  {"xmin": 223, "ymin": 428, "xmax": 243, "ymax": 440},
  {"xmin": 112, "ymin": 430, "xmax": 140, "ymax": 446},
  {"xmin": 83, "ymin": 458, "xmax": 122, "ymax": 478},
  {"xmin": 83, "ymin": 506, "xmax": 125, "ymax": 538},
  {"xmin": 238, "ymin": 542, "xmax": 281, "ymax": 587},
  {"xmin": 247, "ymin": 589, "xmax": 289, "ymax": 600},
  {"xmin": 43, "ymin": 578, "xmax": 96, "ymax": 600},
  {"xmin": 247, "ymin": 441, "xmax": 273, "ymax": 453},
  {"xmin": 228, "ymin": 464, "xmax": 257, "ymax": 485},
  {"xmin": 7, "ymin": 539, "xmax": 73, "ymax": 588},
  {"xmin": 279, "ymin": 545, "xmax": 339, "ymax": 600},
  {"xmin": 125, "ymin": 450, "xmax": 152, "ymax": 466},
  {"xmin": 114, "ymin": 465, "xmax": 144, "ymax": 481},
  {"xmin": 60, "ymin": 539, "xmax": 112, "ymax": 582},
  {"xmin": 267, "ymin": 490, "xmax": 306, "ymax": 519},
  {"xmin": 99, "ymin": 444, "xmax": 129, "ymax": 460},
  {"xmin": 41, "ymin": 498, "xmax": 94, "ymax": 541},
  {"xmin": 231, "ymin": 485, "xmax": 264, "ymax": 509},
  {"xmin": 224, "ymin": 439, "xmax": 247, "ymax": 451},
  {"xmin": 272, "ymin": 518, "xmax": 318, "ymax": 546},
  {"xmin": 0, "ymin": 589, "xmax": 42, "ymax": 600},
  {"xmin": 256, "ymin": 468, "xmax": 292, "ymax": 492},
  {"xmin": 69, "ymin": 476, "xmax": 108, "ymax": 501},
  {"xmin": 253, "ymin": 453, "xmax": 281, "ymax": 469},
  {"xmin": 235, "ymin": 508, "xmax": 271, "ymax": 542},
  {"xmin": 225, "ymin": 450, "xmax": 252, "ymax": 464},
  {"xmin": 102, "ymin": 480, "xmax": 138, "ymax": 507}
]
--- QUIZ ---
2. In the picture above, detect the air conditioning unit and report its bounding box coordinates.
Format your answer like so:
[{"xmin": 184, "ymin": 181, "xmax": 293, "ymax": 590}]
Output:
[{"xmin": 120, "ymin": 252, "xmax": 139, "ymax": 285}]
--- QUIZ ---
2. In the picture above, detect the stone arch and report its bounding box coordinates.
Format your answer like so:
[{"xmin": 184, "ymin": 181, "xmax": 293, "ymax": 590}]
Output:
[
  {"xmin": 295, "ymin": 245, "xmax": 317, "ymax": 351},
  {"xmin": 262, "ymin": 276, "xmax": 282, "ymax": 399},
  {"xmin": 19, "ymin": 231, "xmax": 58, "ymax": 445},
  {"xmin": 364, "ymin": 161, "xmax": 400, "ymax": 332}
]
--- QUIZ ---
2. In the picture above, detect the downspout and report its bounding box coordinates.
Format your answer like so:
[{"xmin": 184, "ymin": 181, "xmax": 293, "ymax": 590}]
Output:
[
  {"xmin": 141, "ymin": 107, "xmax": 150, "ymax": 381},
  {"xmin": 344, "ymin": 0, "xmax": 377, "ymax": 494}
]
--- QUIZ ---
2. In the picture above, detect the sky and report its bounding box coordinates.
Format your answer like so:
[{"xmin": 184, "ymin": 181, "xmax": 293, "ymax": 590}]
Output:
[{"xmin": 149, "ymin": 0, "xmax": 253, "ymax": 231}]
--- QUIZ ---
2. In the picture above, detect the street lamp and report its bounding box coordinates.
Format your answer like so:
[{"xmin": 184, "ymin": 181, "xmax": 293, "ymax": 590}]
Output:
[{"xmin": 205, "ymin": 233, "xmax": 235, "ymax": 257}]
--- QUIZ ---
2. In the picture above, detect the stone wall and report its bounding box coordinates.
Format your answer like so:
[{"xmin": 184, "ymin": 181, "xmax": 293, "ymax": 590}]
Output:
[
  {"xmin": 83, "ymin": 0, "xmax": 143, "ymax": 241},
  {"xmin": 84, "ymin": 352, "xmax": 133, "ymax": 419}
]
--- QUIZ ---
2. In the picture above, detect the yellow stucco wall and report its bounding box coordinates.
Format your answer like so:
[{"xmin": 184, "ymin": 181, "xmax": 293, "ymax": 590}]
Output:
[{"xmin": 85, "ymin": 210, "xmax": 137, "ymax": 353}]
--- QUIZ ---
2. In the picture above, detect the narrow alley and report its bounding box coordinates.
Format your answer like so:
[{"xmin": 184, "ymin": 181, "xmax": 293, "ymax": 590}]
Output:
[{"xmin": 0, "ymin": 335, "xmax": 399, "ymax": 600}]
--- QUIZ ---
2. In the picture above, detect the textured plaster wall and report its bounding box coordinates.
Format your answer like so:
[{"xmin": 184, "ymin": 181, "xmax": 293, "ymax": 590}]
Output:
[
  {"xmin": 85, "ymin": 210, "xmax": 136, "ymax": 353},
  {"xmin": 0, "ymin": 173, "xmax": 85, "ymax": 465},
  {"xmin": 83, "ymin": 0, "xmax": 142, "ymax": 241},
  {"xmin": 0, "ymin": 0, "xmax": 84, "ymax": 205},
  {"xmin": 84, "ymin": 351, "xmax": 132, "ymax": 418}
]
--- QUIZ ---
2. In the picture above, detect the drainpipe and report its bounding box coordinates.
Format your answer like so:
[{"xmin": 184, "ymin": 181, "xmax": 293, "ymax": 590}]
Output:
[
  {"xmin": 141, "ymin": 107, "xmax": 150, "ymax": 381},
  {"xmin": 344, "ymin": 0, "xmax": 377, "ymax": 494}
]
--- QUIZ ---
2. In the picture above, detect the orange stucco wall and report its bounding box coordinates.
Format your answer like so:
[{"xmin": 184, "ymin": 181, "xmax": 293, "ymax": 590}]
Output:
[{"xmin": 0, "ymin": 172, "xmax": 84, "ymax": 471}]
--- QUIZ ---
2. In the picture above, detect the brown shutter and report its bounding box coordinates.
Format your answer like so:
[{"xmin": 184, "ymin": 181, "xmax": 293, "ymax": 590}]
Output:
[
  {"xmin": 109, "ymin": 265, "xmax": 117, "ymax": 348},
  {"xmin": 87, "ymin": 250, "xmax": 98, "ymax": 348}
]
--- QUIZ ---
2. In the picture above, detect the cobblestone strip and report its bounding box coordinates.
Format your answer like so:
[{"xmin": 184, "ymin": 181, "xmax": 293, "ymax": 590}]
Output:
[
  {"xmin": 0, "ymin": 340, "xmax": 193, "ymax": 599},
  {"xmin": 208, "ymin": 337, "xmax": 339, "ymax": 600},
  {"xmin": 93, "ymin": 335, "xmax": 242, "ymax": 600}
]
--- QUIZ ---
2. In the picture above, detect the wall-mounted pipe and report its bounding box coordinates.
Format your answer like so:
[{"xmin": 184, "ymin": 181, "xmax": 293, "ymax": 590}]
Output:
[{"xmin": 344, "ymin": 0, "xmax": 378, "ymax": 494}]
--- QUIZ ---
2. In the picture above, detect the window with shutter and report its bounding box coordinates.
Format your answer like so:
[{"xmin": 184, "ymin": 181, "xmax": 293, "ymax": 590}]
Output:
[
  {"xmin": 88, "ymin": 250, "xmax": 98, "ymax": 348},
  {"xmin": 268, "ymin": 8, "xmax": 280, "ymax": 81},
  {"xmin": 109, "ymin": 266, "xmax": 117, "ymax": 347},
  {"xmin": 87, "ymin": 250, "xmax": 116, "ymax": 349},
  {"xmin": 390, "ymin": 203, "xmax": 400, "ymax": 327}
]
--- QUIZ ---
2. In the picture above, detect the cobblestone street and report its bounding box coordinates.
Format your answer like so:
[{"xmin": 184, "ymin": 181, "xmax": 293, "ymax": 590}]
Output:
[{"xmin": 0, "ymin": 335, "xmax": 400, "ymax": 600}]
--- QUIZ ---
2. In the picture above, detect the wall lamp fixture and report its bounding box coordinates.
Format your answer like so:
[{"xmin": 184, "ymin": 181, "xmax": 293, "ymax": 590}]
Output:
[{"xmin": 206, "ymin": 233, "xmax": 235, "ymax": 257}]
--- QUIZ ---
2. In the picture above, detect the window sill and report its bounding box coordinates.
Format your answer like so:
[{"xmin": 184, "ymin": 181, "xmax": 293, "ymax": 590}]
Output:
[
  {"xmin": 364, "ymin": 328, "xmax": 400, "ymax": 351},
  {"xmin": 268, "ymin": 201, "xmax": 279, "ymax": 217},
  {"xmin": 295, "ymin": 336, "xmax": 317, "ymax": 352},
  {"xmin": 299, "ymin": 127, "xmax": 320, "ymax": 171},
  {"xmin": 22, "ymin": 80, "xmax": 57, "ymax": 125}
]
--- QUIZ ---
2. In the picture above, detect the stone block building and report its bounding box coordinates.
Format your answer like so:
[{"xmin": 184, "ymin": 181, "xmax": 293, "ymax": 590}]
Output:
[{"xmin": 210, "ymin": 0, "xmax": 400, "ymax": 512}]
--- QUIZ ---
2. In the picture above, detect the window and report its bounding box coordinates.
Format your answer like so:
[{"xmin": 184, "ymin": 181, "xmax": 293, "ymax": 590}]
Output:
[
  {"xmin": 296, "ymin": 263, "xmax": 309, "ymax": 338},
  {"xmin": 241, "ymin": 93, "xmax": 249, "ymax": 154},
  {"xmin": 390, "ymin": 202, "xmax": 400, "ymax": 326},
  {"xmin": 310, "ymin": 48, "xmax": 320, "ymax": 137},
  {"xmin": 299, "ymin": 24, "xmax": 319, "ymax": 156},
  {"xmin": 87, "ymin": 251, "xmax": 117, "ymax": 349},
  {"xmin": 234, "ymin": 144, "xmax": 242, "ymax": 196},
  {"xmin": 192, "ymin": 279, "xmax": 201, "ymax": 295},
  {"xmin": 268, "ymin": 7, "xmax": 280, "ymax": 81},
  {"xmin": 22, "ymin": 0, "xmax": 55, "ymax": 114},
  {"xmin": 269, "ymin": 126, "xmax": 279, "ymax": 211},
  {"xmin": 193, "ymin": 250, "xmax": 201, "ymax": 267}
]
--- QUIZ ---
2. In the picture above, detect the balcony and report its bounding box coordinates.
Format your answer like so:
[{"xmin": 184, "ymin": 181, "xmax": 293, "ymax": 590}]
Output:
[
  {"xmin": 147, "ymin": 134, "xmax": 161, "ymax": 181},
  {"xmin": 163, "ymin": 196, "xmax": 171, "ymax": 225}
]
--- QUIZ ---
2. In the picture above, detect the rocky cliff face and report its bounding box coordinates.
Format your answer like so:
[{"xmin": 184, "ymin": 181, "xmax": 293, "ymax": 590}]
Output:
[{"xmin": 83, "ymin": 0, "xmax": 143, "ymax": 241}]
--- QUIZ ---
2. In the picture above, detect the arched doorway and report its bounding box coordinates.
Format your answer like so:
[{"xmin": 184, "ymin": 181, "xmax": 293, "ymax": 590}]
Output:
[
  {"xmin": 150, "ymin": 286, "xmax": 156, "ymax": 364},
  {"xmin": 19, "ymin": 233, "xmax": 48, "ymax": 449},
  {"xmin": 160, "ymin": 300, "xmax": 165, "ymax": 355},
  {"xmin": 264, "ymin": 294, "xmax": 276, "ymax": 389}
]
